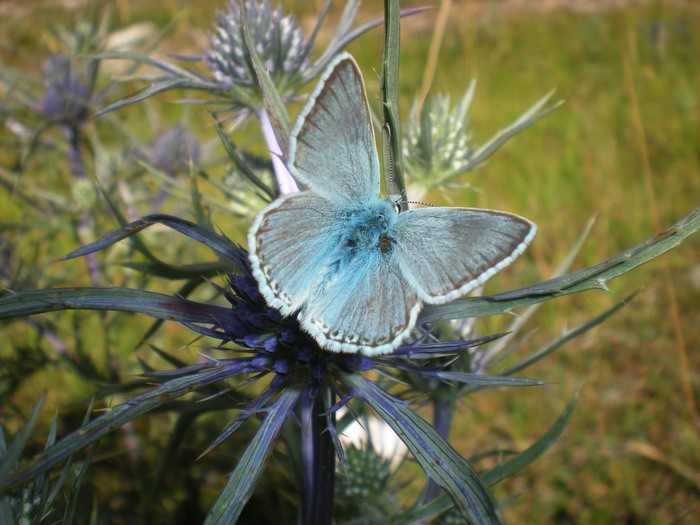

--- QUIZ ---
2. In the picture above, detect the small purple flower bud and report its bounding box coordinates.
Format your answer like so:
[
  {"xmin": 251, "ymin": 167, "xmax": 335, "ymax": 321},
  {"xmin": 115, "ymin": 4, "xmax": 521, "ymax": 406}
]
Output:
[
  {"xmin": 279, "ymin": 328, "xmax": 298, "ymax": 345},
  {"xmin": 273, "ymin": 359, "xmax": 291, "ymax": 375},
  {"xmin": 252, "ymin": 355, "xmax": 269, "ymax": 369},
  {"xmin": 243, "ymin": 334, "xmax": 264, "ymax": 348},
  {"xmin": 263, "ymin": 337, "xmax": 278, "ymax": 352}
]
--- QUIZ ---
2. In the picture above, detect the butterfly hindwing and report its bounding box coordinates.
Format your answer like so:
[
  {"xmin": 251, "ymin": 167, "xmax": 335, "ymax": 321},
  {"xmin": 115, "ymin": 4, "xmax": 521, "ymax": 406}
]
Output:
[
  {"xmin": 393, "ymin": 208, "xmax": 536, "ymax": 304},
  {"xmin": 299, "ymin": 245, "xmax": 421, "ymax": 356},
  {"xmin": 288, "ymin": 53, "xmax": 380, "ymax": 204},
  {"xmin": 248, "ymin": 192, "xmax": 339, "ymax": 315}
]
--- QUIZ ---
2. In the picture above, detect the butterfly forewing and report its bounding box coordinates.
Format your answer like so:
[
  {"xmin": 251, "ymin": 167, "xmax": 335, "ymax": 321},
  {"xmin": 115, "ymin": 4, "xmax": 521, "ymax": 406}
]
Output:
[
  {"xmin": 248, "ymin": 192, "xmax": 339, "ymax": 315},
  {"xmin": 288, "ymin": 53, "xmax": 380, "ymax": 204},
  {"xmin": 393, "ymin": 208, "xmax": 536, "ymax": 304}
]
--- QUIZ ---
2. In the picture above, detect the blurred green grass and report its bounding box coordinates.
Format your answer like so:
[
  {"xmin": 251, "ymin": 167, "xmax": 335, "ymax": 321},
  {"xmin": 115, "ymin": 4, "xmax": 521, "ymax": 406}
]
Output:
[
  {"xmin": 1, "ymin": 1, "xmax": 698, "ymax": 523},
  {"xmin": 407, "ymin": 3, "xmax": 700, "ymax": 524}
]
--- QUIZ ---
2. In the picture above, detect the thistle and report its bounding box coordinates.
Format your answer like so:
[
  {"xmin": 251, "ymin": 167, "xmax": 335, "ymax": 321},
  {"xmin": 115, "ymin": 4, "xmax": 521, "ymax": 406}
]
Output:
[
  {"xmin": 144, "ymin": 125, "xmax": 202, "ymax": 176},
  {"xmin": 40, "ymin": 54, "xmax": 95, "ymax": 126},
  {"xmin": 97, "ymin": 0, "xmax": 396, "ymax": 119},
  {"xmin": 0, "ymin": 216, "xmax": 543, "ymax": 523},
  {"xmin": 403, "ymin": 85, "xmax": 561, "ymax": 201},
  {"xmin": 96, "ymin": 0, "xmax": 406, "ymax": 200},
  {"xmin": 205, "ymin": 0, "xmax": 310, "ymax": 93},
  {"xmin": 3, "ymin": 203, "xmax": 696, "ymax": 523}
]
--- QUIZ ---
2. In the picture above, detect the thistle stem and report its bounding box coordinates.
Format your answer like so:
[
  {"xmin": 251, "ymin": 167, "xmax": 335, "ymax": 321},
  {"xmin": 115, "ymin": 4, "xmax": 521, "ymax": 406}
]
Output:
[
  {"xmin": 425, "ymin": 397, "xmax": 454, "ymax": 501},
  {"xmin": 63, "ymin": 124, "xmax": 103, "ymax": 286},
  {"xmin": 301, "ymin": 388, "xmax": 335, "ymax": 525},
  {"xmin": 64, "ymin": 125, "xmax": 85, "ymax": 180}
]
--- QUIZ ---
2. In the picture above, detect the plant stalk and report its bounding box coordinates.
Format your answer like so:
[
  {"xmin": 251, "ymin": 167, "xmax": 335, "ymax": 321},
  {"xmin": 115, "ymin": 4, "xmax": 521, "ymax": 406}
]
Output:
[
  {"xmin": 301, "ymin": 388, "xmax": 335, "ymax": 525},
  {"xmin": 64, "ymin": 124, "xmax": 103, "ymax": 286},
  {"xmin": 424, "ymin": 397, "xmax": 455, "ymax": 501}
]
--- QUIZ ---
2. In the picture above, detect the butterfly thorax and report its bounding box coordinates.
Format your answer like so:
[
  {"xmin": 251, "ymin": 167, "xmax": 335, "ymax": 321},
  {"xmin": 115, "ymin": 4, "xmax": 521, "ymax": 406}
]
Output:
[{"xmin": 320, "ymin": 198, "xmax": 398, "ymax": 279}]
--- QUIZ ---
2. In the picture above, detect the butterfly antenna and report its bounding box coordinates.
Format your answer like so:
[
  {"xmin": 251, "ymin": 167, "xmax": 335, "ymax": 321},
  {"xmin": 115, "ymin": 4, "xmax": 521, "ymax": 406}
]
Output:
[
  {"xmin": 406, "ymin": 199, "xmax": 437, "ymax": 208},
  {"xmin": 382, "ymin": 123, "xmax": 410, "ymax": 212},
  {"xmin": 383, "ymin": 123, "xmax": 396, "ymax": 192}
]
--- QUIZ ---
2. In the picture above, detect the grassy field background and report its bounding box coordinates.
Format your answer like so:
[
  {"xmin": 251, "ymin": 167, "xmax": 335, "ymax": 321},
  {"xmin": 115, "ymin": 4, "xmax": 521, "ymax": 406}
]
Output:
[{"xmin": 1, "ymin": 0, "xmax": 698, "ymax": 523}]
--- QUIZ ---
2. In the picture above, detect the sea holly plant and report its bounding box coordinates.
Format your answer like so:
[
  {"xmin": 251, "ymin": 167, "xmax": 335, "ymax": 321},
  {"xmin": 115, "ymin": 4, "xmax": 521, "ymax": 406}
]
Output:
[
  {"xmin": 97, "ymin": 0, "xmax": 388, "ymax": 115},
  {"xmin": 402, "ymin": 88, "xmax": 562, "ymax": 202},
  {"xmin": 95, "ymin": 0, "xmax": 425, "ymax": 197},
  {"xmin": 1, "ymin": 2, "xmax": 699, "ymax": 525}
]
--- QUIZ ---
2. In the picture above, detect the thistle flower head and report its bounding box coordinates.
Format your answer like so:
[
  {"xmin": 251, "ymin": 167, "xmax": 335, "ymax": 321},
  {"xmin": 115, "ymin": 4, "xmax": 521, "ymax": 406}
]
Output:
[
  {"xmin": 40, "ymin": 54, "xmax": 94, "ymax": 125},
  {"xmin": 403, "ymin": 89, "xmax": 476, "ymax": 200},
  {"xmin": 204, "ymin": 243, "xmax": 499, "ymax": 396},
  {"xmin": 403, "ymin": 84, "xmax": 560, "ymax": 201},
  {"xmin": 212, "ymin": 247, "xmax": 372, "ymax": 393},
  {"xmin": 149, "ymin": 126, "xmax": 201, "ymax": 175},
  {"xmin": 205, "ymin": 0, "xmax": 310, "ymax": 91},
  {"xmin": 336, "ymin": 443, "xmax": 394, "ymax": 500}
]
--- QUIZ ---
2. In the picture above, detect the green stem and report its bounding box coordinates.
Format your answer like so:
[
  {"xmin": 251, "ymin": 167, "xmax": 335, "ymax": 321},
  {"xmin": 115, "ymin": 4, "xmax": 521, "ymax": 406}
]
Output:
[{"xmin": 382, "ymin": 0, "xmax": 406, "ymax": 205}]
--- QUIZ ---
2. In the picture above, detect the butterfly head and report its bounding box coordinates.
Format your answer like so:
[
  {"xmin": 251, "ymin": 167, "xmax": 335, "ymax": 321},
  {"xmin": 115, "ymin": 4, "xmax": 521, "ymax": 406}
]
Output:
[{"xmin": 388, "ymin": 193, "xmax": 406, "ymax": 214}]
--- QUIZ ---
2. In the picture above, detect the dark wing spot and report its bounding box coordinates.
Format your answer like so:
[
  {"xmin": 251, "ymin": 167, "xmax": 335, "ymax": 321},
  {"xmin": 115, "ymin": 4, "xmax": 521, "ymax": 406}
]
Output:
[{"xmin": 377, "ymin": 233, "xmax": 395, "ymax": 254}]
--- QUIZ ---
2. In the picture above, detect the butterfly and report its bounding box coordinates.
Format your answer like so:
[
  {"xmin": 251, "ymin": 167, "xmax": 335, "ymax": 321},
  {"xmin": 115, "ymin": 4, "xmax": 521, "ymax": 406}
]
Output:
[{"xmin": 248, "ymin": 52, "xmax": 536, "ymax": 356}]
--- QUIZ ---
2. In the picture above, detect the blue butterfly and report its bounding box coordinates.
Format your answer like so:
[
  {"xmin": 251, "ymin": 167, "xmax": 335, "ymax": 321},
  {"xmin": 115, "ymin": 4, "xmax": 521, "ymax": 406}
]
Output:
[{"xmin": 248, "ymin": 53, "xmax": 536, "ymax": 356}]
